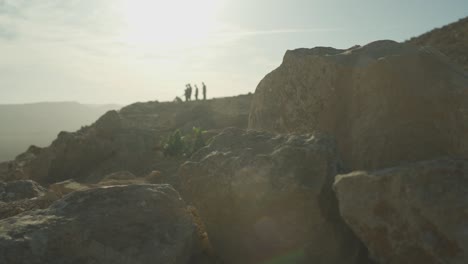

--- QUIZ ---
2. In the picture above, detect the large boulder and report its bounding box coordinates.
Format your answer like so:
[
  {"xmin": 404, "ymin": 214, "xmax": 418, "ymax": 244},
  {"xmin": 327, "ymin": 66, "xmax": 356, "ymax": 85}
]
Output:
[
  {"xmin": 249, "ymin": 40, "xmax": 468, "ymax": 171},
  {"xmin": 0, "ymin": 180, "xmax": 55, "ymax": 220},
  {"xmin": 179, "ymin": 128, "xmax": 370, "ymax": 264},
  {"xmin": 334, "ymin": 158, "xmax": 468, "ymax": 264},
  {"xmin": 0, "ymin": 184, "xmax": 209, "ymax": 264}
]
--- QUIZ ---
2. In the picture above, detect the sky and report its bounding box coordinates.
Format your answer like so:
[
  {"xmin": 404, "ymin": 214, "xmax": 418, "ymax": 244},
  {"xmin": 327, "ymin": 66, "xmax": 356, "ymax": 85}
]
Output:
[{"xmin": 0, "ymin": 0, "xmax": 467, "ymax": 105}]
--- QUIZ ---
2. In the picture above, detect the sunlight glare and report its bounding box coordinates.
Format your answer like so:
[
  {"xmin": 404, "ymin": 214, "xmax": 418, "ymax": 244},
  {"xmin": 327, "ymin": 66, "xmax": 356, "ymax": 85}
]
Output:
[{"xmin": 121, "ymin": 0, "xmax": 221, "ymax": 48}]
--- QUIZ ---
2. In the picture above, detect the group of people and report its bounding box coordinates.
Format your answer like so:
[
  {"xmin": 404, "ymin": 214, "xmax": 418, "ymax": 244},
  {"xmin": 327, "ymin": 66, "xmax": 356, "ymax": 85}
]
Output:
[{"xmin": 184, "ymin": 82, "xmax": 206, "ymax": 102}]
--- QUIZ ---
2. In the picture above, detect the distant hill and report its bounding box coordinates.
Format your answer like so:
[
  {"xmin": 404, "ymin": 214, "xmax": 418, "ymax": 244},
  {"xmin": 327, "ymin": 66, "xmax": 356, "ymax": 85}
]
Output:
[
  {"xmin": 408, "ymin": 16, "xmax": 468, "ymax": 71},
  {"xmin": 0, "ymin": 102, "xmax": 120, "ymax": 162}
]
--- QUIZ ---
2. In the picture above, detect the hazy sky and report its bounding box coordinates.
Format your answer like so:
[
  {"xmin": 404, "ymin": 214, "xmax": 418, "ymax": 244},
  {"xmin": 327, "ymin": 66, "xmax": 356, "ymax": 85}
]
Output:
[{"xmin": 0, "ymin": 0, "xmax": 467, "ymax": 104}]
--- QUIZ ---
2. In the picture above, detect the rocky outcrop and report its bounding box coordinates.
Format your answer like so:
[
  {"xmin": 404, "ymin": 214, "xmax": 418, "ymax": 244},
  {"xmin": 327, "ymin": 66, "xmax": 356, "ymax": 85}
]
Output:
[
  {"xmin": 334, "ymin": 158, "xmax": 468, "ymax": 264},
  {"xmin": 101, "ymin": 171, "xmax": 136, "ymax": 181},
  {"xmin": 249, "ymin": 40, "xmax": 468, "ymax": 171},
  {"xmin": 0, "ymin": 180, "xmax": 57, "ymax": 220},
  {"xmin": 0, "ymin": 195, "xmax": 56, "ymax": 220},
  {"xmin": 48, "ymin": 179, "xmax": 93, "ymax": 197},
  {"xmin": 408, "ymin": 16, "xmax": 468, "ymax": 71},
  {"xmin": 179, "ymin": 128, "xmax": 370, "ymax": 264},
  {"xmin": 0, "ymin": 145, "xmax": 43, "ymax": 182},
  {"xmin": 0, "ymin": 180, "xmax": 46, "ymax": 202},
  {"xmin": 0, "ymin": 184, "xmax": 211, "ymax": 264},
  {"xmin": 1, "ymin": 94, "xmax": 252, "ymax": 184}
]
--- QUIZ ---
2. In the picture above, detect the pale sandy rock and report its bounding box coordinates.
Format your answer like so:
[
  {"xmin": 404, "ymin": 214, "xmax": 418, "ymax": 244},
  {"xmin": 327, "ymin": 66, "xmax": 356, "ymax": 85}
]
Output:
[
  {"xmin": 49, "ymin": 179, "xmax": 92, "ymax": 197},
  {"xmin": 334, "ymin": 158, "xmax": 468, "ymax": 264},
  {"xmin": 0, "ymin": 184, "xmax": 209, "ymax": 264},
  {"xmin": 249, "ymin": 40, "xmax": 468, "ymax": 171}
]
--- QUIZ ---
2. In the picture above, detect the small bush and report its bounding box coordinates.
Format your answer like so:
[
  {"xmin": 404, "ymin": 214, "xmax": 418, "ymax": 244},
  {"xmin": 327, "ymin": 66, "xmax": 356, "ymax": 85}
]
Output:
[
  {"xmin": 191, "ymin": 127, "xmax": 206, "ymax": 154},
  {"xmin": 163, "ymin": 130, "xmax": 184, "ymax": 157},
  {"xmin": 162, "ymin": 127, "xmax": 206, "ymax": 157}
]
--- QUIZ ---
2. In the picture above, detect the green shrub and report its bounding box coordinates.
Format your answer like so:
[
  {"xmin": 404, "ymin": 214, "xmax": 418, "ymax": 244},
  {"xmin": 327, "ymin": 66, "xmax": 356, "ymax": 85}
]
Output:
[
  {"xmin": 163, "ymin": 129, "xmax": 184, "ymax": 157},
  {"xmin": 162, "ymin": 127, "xmax": 206, "ymax": 157},
  {"xmin": 191, "ymin": 127, "xmax": 206, "ymax": 154}
]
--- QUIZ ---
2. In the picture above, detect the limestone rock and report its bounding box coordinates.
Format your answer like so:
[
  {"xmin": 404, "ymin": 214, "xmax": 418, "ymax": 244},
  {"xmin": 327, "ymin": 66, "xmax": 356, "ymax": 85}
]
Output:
[
  {"xmin": 0, "ymin": 184, "xmax": 207, "ymax": 264},
  {"xmin": 334, "ymin": 158, "xmax": 468, "ymax": 264},
  {"xmin": 179, "ymin": 128, "xmax": 370, "ymax": 264},
  {"xmin": 408, "ymin": 16, "xmax": 468, "ymax": 71},
  {"xmin": 145, "ymin": 170, "xmax": 163, "ymax": 184},
  {"xmin": 0, "ymin": 195, "xmax": 56, "ymax": 220},
  {"xmin": 0, "ymin": 145, "xmax": 43, "ymax": 181},
  {"xmin": 102, "ymin": 171, "xmax": 136, "ymax": 181},
  {"xmin": 49, "ymin": 179, "xmax": 93, "ymax": 197},
  {"xmin": 249, "ymin": 40, "xmax": 468, "ymax": 171},
  {"xmin": 0, "ymin": 180, "xmax": 56, "ymax": 220},
  {"xmin": 0, "ymin": 180, "xmax": 46, "ymax": 202}
]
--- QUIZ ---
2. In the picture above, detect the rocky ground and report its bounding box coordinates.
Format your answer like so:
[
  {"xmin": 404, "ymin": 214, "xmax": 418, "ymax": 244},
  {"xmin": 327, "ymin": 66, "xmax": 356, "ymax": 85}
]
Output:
[
  {"xmin": 0, "ymin": 18, "xmax": 467, "ymax": 264},
  {"xmin": 0, "ymin": 94, "xmax": 252, "ymax": 185}
]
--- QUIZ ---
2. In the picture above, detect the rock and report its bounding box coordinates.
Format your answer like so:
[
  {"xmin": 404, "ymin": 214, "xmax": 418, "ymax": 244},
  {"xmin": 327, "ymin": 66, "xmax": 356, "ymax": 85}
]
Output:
[
  {"xmin": 145, "ymin": 170, "xmax": 162, "ymax": 184},
  {"xmin": 101, "ymin": 171, "xmax": 136, "ymax": 181},
  {"xmin": 334, "ymin": 158, "xmax": 468, "ymax": 264},
  {"xmin": 408, "ymin": 16, "xmax": 468, "ymax": 71},
  {"xmin": 249, "ymin": 40, "xmax": 468, "ymax": 171},
  {"xmin": 94, "ymin": 110, "xmax": 123, "ymax": 138},
  {"xmin": 97, "ymin": 171, "xmax": 151, "ymax": 187},
  {"xmin": 0, "ymin": 146, "xmax": 41, "ymax": 181},
  {"xmin": 0, "ymin": 180, "xmax": 46, "ymax": 202},
  {"xmin": 0, "ymin": 180, "xmax": 56, "ymax": 220},
  {"xmin": 49, "ymin": 179, "xmax": 93, "ymax": 197},
  {"xmin": 0, "ymin": 184, "xmax": 208, "ymax": 264},
  {"xmin": 179, "ymin": 128, "xmax": 370, "ymax": 264},
  {"xmin": 0, "ymin": 195, "xmax": 56, "ymax": 220},
  {"xmin": 98, "ymin": 178, "xmax": 148, "ymax": 187}
]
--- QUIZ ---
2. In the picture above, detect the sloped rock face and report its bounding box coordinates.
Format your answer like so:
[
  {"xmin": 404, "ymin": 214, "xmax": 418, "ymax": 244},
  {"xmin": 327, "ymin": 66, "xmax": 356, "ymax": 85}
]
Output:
[
  {"xmin": 0, "ymin": 180, "xmax": 55, "ymax": 220},
  {"xmin": 1, "ymin": 94, "xmax": 252, "ymax": 184},
  {"xmin": 408, "ymin": 16, "xmax": 468, "ymax": 72},
  {"xmin": 334, "ymin": 158, "xmax": 468, "ymax": 264},
  {"xmin": 249, "ymin": 40, "xmax": 468, "ymax": 171},
  {"xmin": 48, "ymin": 179, "xmax": 93, "ymax": 197},
  {"xmin": 0, "ymin": 180, "xmax": 46, "ymax": 202},
  {"xmin": 0, "ymin": 196, "xmax": 56, "ymax": 220},
  {"xmin": 0, "ymin": 184, "xmax": 207, "ymax": 264},
  {"xmin": 179, "ymin": 128, "xmax": 370, "ymax": 264}
]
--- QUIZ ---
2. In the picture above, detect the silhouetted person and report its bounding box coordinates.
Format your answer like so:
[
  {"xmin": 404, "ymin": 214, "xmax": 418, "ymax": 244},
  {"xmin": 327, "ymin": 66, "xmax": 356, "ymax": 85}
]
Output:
[
  {"xmin": 184, "ymin": 84, "xmax": 190, "ymax": 102},
  {"xmin": 195, "ymin": 85, "xmax": 199, "ymax": 100},
  {"xmin": 202, "ymin": 82, "xmax": 207, "ymax": 100},
  {"xmin": 187, "ymin": 84, "xmax": 193, "ymax": 101}
]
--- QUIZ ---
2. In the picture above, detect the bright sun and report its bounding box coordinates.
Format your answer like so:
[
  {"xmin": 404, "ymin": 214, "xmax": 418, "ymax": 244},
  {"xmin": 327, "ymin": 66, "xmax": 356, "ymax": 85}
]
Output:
[{"xmin": 121, "ymin": 0, "xmax": 221, "ymax": 48}]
